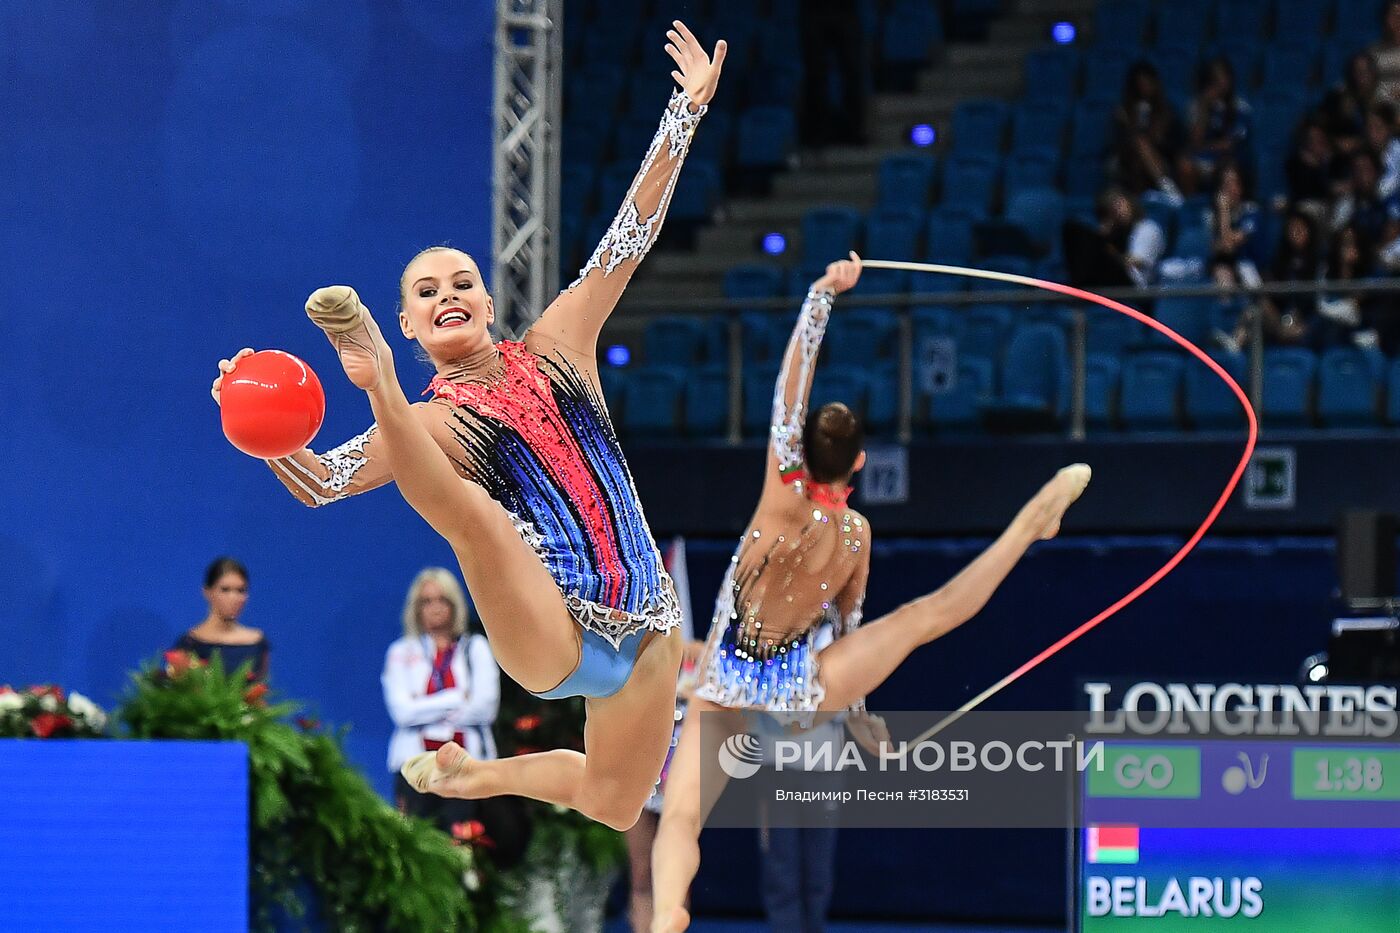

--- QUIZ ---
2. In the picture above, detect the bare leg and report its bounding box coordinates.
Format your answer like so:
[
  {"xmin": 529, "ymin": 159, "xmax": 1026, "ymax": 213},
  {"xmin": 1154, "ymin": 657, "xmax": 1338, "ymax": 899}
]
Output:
[
  {"xmin": 304, "ymin": 287, "xmax": 579, "ymax": 690},
  {"xmin": 403, "ymin": 628, "xmax": 684, "ymax": 831},
  {"xmin": 626, "ymin": 810, "xmax": 659, "ymax": 933},
  {"xmin": 816, "ymin": 465, "xmax": 1091, "ymax": 711},
  {"xmin": 650, "ymin": 696, "xmax": 747, "ymax": 933}
]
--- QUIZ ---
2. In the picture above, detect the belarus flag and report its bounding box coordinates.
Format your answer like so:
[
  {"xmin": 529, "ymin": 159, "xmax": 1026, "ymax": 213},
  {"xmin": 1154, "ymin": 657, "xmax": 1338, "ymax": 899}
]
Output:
[{"xmin": 1087, "ymin": 825, "xmax": 1139, "ymax": 864}]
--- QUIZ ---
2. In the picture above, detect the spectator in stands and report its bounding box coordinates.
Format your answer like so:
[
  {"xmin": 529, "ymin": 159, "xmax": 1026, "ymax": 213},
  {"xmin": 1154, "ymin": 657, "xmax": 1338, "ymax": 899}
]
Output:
[
  {"xmin": 800, "ymin": 0, "xmax": 869, "ymax": 147},
  {"xmin": 1322, "ymin": 52, "xmax": 1380, "ymax": 155},
  {"xmin": 1062, "ymin": 188, "xmax": 1165, "ymax": 288},
  {"xmin": 1319, "ymin": 224, "xmax": 1384, "ymax": 349},
  {"xmin": 1235, "ymin": 210, "xmax": 1319, "ymax": 348},
  {"xmin": 1332, "ymin": 151, "xmax": 1391, "ymax": 243},
  {"xmin": 1182, "ymin": 57, "xmax": 1252, "ymax": 196},
  {"xmin": 1371, "ymin": 0, "xmax": 1400, "ymax": 101},
  {"xmin": 1285, "ymin": 117, "xmax": 1338, "ymax": 206},
  {"xmin": 1207, "ymin": 164, "xmax": 1263, "ymax": 351},
  {"xmin": 1112, "ymin": 60, "xmax": 1185, "ymax": 203},
  {"xmin": 383, "ymin": 568, "xmax": 502, "ymax": 827},
  {"xmin": 1365, "ymin": 103, "xmax": 1400, "ymax": 197},
  {"xmin": 171, "ymin": 557, "xmax": 269, "ymax": 682}
]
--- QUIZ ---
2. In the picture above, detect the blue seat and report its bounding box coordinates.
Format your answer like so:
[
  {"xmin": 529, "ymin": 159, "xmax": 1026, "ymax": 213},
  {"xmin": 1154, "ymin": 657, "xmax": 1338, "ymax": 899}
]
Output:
[
  {"xmin": 1150, "ymin": 295, "xmax": 1213, "ymax": 346},
  {"xmin": 1211, "ymin": 39, "xmax": 1264, "ymax": 90},
  {"xmin": 951, "ymin": 99, "xmax": 1010, "ymax": 155},
  {"xmin": 827, "ymin": 309, "xmax": 899, "ymax": 361},
  {"xmin": 1214, "ymin": 0, "xmax": 1270, "ymax": 40},
  {"xmin": 1120, "ymin": 352, "xmax": 1185, "ymax": 430},
  {"xmin": 1321, "ymin": 38, "xmax": 1355, "ymax": 87},
  {"xmin": 878, "ymin": 154, "xmax": 937, "ymax": 212},
  {"xmin": 1005, "ymin": 188, "xmax": 1066, "ymax": 253},
  {"xmin": 736, "ymin": 107, "xmax": 795, "ymax": 170},
  {"xmin": 1064, "ymin": 153, "xmax": 1106, "ymax": 199},
  {"xmin": 1084, "ymin": 352, "xmax": 1122, "ymax": 430},
  {"xmin": 749, "ymin": 60, "xmax": 802, "ymax": 107},
  {"xmin": 599, "ymin": 364, "xmax": 626, "ymax": 412},
  {"xmin": 684, "ymin": 365, "xmax": 730, "ymax": 437},
  {"xmin": 1086, "ymin": 309, "xmax": 1140, "ymax": 356},
  {"xmin": 1070, "ymin": 101, "xmax": 1113, "ymax": 158},
  {"xmin": 866, "ymin": 363, "xmax": 899, "ymax": 434},
  {"xmin": 1262, "ymin": 347, "xmax": 1317, "ymax": 427},
  {"xmin": 1004, "ymin": 148, "xmax": 1061, "ymax": 199},
  {"xmin": 669, "ymin": 158, "xmax": 720, "ymax": 223},
  {"xmin": 1274, "ymin": 0, "xmax": 1330, "ymax": 37},
  {"xmin": 1150, "ymin": 45, "xmax": 1199, "ymax": 102},
  {"xmin": 622, "ymin": 366, "xmax": 686, "ymax": 436},
  {"xmin": 927, "ymin": 357, "xmax": 995, "ymax": 434},
  {"xmin": 724, "ymin": 265, "xmax": 783, "ymax": 309},
  {"xmin": 880, "ymin": 0, "xmax": 942, "ymax": 67},
  {"xmin": 1184, "ymin": 351, "xmax": 1248, "ymax": 429},
  {"xmin": 864, "ymin": 208, "xmax": 921, "ymax": 261},
  {"xmin": 957, "ymin": 305, "xmax": 1014, "ymax": 358},
  {"xmin": 563, "ymin": 118, "xmax": 609, "ymax": 165},
  {"xmin": 612, "ymin": 116, "xmax": 658, "ymax": 160},
  {"xmin": 739, "ymin": 312, "xmax": 782, "ymax": 363},
  {"xmin": 644, "ymin": 317, "xmax": 706, "ymax": 366},
  {"xmin": 811, "ymin": 366, "xmax": 870, "ymax": 420},
  {"xmin": 1023, "ymin": 48, "xmax": 1080, "ymax": 105},
  {"xmin": 941, "ymin": 155, "xmax": 1000, "ymax": 215},
  {"xmin": 597, "ymin": 159, "xmax": 637, "ymax": 208},
  {"xmin": 1155, "ymin": 0, "xmax": 1211, "ymax": 47},
  {"xmin": 1096, "ymin": 0, "xmax": 1150, "ymax": 47},
  {"xmin": 690, "ymin": 110, "xmax": 732, "ymax": 164},
  {"xmin": 1386, "ymin": 358, "xmax": 1400, "ymax": 425},
  {"xmin": 975, "ymin": 256, "xmax": 1033, "ymax": 291},
  {"xmin": 925, "ymin": 207, "xmax": 977, "ymax": 264},
  {"xmin": 1082, "ymin": 49, "xmax": 1133, "ymax": 106},
  {"xmin": 1263, "ymin": 43, "xmax": 1318, "ymax": 92},
  {"xmin": 561, "ymin": 163, "xmax": 596, "ymax": 215},
  {"xmin": 742, "ymin": 365, "xmax": 781, "ymax": 436},
  {"xmin": 1318, "ymin": 347, "xmax": 1381, "ymax": 427},
  {"xmin": 1335, "ymin": 0, "xmax": 1384, "ymax": 46},
  {"xmin": 988, "ymin": 322, "xmax": 1069, "ymax": 426},
  {"xmin": 1010, "ymin": 103, "xmax": 1069, "ymax": 155},
  {"xmin": 801, "ymin": 206, "xmax": 863, "ymax": 275}
]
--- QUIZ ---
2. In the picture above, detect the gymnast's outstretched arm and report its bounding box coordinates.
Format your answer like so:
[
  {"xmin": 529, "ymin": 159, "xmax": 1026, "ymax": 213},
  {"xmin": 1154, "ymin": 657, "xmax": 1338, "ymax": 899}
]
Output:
[
  {"xmin": 211, "ymin": 346, "xmax": 397, "ymax": 506},
  {"xmin": 760, "ymin": 254, "xmax": 863, "ymax": 503},
  {"xmin": 529, "ymin": 22, "xmax": 725, "ymax": 360}
]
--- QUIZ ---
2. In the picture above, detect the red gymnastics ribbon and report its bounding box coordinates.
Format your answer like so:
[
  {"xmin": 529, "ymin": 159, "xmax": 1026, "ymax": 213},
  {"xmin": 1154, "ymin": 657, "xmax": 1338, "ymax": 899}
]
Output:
[{"xmin": 860, "ymin": 260, "xmax": 1260, "ymax": 742}]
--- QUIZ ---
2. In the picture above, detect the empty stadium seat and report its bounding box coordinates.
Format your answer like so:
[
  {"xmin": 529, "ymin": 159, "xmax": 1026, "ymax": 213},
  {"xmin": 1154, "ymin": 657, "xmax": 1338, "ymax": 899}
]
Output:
[
  {"xmin": 736, "ymin": 107, "xmax": 795, "ymax": 170},
  {"xmin": 827, "ymin": 309, "xmax": 899, "ymax": 361},
  {"xmin": 1004, "ymin": 188, "xmax": 1066, "ymax": 254},
  {"xmin": 1150, "ymin": 296, "xmax": 1213, "ymax": 346},
  {"xmin": 864, "ymin": 208, "xmax": 921, "ymax": 262},
  {"xmin": 951, "ymin": 99, "xmax": 1010, "ymax": 155},
  {"xmin": 1010, "ymin": 102, "xmax": 1070, "ymax": 155},
  {"xmin": 1070, "ymin": 101, "xmax": 1113, "ymax": 158},
  {"xmin": 742, "ymin": 365, "xmax": 781, "ymax": 436},
  {"xmin": 880, "ymin": 0, "xmax": 943, "ymax": 70},
  {"xmin": 1082, "ymin": 49, "xmax": 1133, "ymax": 105},
  {"xmin": 644, "ymin": 317, "xmax": 706, "ymax": 367},
  {"xmin": 622, "ymin": 366, "xmax": 686, "ymax": 436},
  {"xmin": 1214, "ymin": 0, "xmax": 1270, "ymax": 41},
  {"xmin": 1334, "ymin": 0, "xmax": 1384, "ymax": 45},
  {"xmin": 1023, "ymin": 48, "xmax": 1080, "ymax": 105},
  {"xmin": 1084, "ymin": 352, "xmax": 1122, "ymax": 430},
  {"xmin": 1086, "ymin": 309, "xmax": 1141, "ymax": 356},
  {"xmin": 1120, "ymin": 352, "xmax": 1185, "ymax": 430},
  {"xmin": 724, "ymin": 265, "xmax": 783, "ymax": 311},
  {"xmin": 1095, "ymin": 0, "xmax": 1150, "ymax": 48},
  {"xmin": 926, "ymin": 207, "xmax": 977, "ymax": 264},
  {"xmin": 1262, "ymin": 347, "xmax": 1317, "ymax": 427},
  {"xmin": 866, "ymin": 363, "xmax": 900, "ymax": 435},
  {"xmin": 1184, "ymin": 351, "xmax": 1248, "ymax": 429},
  {"xmin": 1274, "ymin": 0, "xmax": 1330, "ymax": 38},
  {"xmin": 802, "ymin": 206, "xmax": 863, "ymax": 275},
  {"xmin": 941, "ymin": 154, "xmax": 1000, "ymax": 215},
  {"xmin": 690, "ymin": 109, "xmax": 732, "ymax": 164},
  {"xmin": 1318, "ymin": 346, "xmax": 1381, "ymax": 427},
  {"xmin": 927, "ymin": 357, "xmax": 995, "ymax": 434},
  {"xmin": 668, "ymin": 158, "xmax": 721, "ymax": 223},
  {"xmin": 877, "ymin": 154, "xmax": 937, "ymax": 212},
  {"xmin": 983, "ymin": 322, "xmax": 1069, "ymax": 430},
  {"xmin": 1155, "ymin": 0, "xmax": 1211, "ymax": 48},
  {"xmin": 1004, "ymin": 148, "xmax": 1061, "ymax": 200},
  {"xmin": 957, "ymin": 305, "xmax": 1014, "ymax": 358},
  {"xmin": 811, "ymin": 366, "xmax": 870, "ymax": 420},
  {"xmin": 684, "ymin": 365, "xmax": 730, "ymax": 437}
]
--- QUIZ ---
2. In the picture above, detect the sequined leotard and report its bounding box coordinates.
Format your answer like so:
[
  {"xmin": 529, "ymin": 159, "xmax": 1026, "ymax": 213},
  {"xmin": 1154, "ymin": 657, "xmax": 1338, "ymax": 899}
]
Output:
[
  {"xmin": 694, "ymin": 288, "xmax": 870, "ymax": 717},
  {"xmin": 264, "ymin": 91, "xmax": 706, "ymax": 669}
]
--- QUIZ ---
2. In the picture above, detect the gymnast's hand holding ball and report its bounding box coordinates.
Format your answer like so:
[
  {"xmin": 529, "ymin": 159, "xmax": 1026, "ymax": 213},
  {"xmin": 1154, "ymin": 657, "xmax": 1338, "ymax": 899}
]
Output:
[{"xmin": 212, "ymin": 346, "xmax": 326, "ymax": 458}]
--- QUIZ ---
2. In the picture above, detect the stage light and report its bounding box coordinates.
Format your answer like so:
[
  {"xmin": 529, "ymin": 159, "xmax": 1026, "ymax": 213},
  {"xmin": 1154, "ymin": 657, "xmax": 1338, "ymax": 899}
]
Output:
[
  {"xmin": 910, "ymin": 123, "xmax": 936, "ymax": 147},
  {"xmin": 605, "ymin": 345, "xmax": 630, "ymax": 367},
  {"xmin": 762, "ymin": 232, "xmax": 787, "ymax": 255},
  {"xmin": 1052, "ymin": 22, "xmax": 1076, "ymax": 44}
]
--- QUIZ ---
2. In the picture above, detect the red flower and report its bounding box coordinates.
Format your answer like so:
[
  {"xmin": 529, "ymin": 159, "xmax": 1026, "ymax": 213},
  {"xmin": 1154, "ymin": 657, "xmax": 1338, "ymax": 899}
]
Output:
[
  {"xmin": 0, "ymin": 685, "xmax": 15, "ymax": 695},
  {"xmin": 164, "ymin": 650, "xmax": 194, "ymax": 676},
  {"xmin": 243, "ymin": 683, "xmax": 269, "ymax": 706},
  {"xmin": 512, "ymin": 745, "xmax": 540, "ymax": 756},
  {"xmin": 513, "ymin": 714, "xmax": 542, "ymax": 731},
  {"xmin": 295, "ymin": 716, "xmax": 320, "ymax": 731},
  {"xmin": 450, "ymin": 820, "xmax": 495, "ymax": 848},
  {"xmin": 28, "ymin": 685, "xmax": 65, "ymax": 702},
  {"xmin": 31, "ymin": 713, "xmax": 73, "ymax": 738}
]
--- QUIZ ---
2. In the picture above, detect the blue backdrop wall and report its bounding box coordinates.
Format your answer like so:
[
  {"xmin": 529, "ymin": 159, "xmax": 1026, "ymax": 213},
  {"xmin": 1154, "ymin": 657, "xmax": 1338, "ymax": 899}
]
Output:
[{"xmin": 0, "ymin": 0, "xmax": 494, "ymax": 794}]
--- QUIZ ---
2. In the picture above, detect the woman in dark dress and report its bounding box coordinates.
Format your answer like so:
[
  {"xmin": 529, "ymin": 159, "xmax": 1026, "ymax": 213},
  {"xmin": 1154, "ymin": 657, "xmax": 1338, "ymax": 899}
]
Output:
[{"xmin": 171, "ymin": 557, "xmax": 269, "ymax": 682}]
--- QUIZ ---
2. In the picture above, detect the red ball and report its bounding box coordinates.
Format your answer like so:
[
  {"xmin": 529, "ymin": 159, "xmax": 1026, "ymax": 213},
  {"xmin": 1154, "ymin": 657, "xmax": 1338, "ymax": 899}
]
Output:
[{"xmin": 220, "ymin": 350, "xmax": 326, "ymax": 458}]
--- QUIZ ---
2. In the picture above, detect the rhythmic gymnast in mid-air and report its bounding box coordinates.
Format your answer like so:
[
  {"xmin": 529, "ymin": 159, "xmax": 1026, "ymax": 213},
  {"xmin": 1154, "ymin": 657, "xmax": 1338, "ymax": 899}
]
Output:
[
  {"xmin": 649, "ymin": 253, "xmax": 1092, "ymax": 932},
  {"xmin": 210, "ymin": 22, "xmax": 726, "ymax": 831}
]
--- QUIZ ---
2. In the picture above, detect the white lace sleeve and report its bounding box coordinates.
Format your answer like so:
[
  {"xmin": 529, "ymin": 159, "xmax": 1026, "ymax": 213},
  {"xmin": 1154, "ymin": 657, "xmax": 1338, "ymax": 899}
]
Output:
[
  {"xmin": 771, "ymin": 288, "xmax": 835, "ymax": 487},
  {"xmin": 266, "ymin": 425, "xmax": 381, "ymax": 507},
  {"xmin": 568, "ymin": 90, "xmax": 706, "ymax": 287}
]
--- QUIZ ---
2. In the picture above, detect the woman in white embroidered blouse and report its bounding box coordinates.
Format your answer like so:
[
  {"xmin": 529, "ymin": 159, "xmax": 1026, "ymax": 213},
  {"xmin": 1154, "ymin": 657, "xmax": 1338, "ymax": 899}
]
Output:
[{"xmin": 383, "ymin": 567, "xmax": 499, "ymax": 815}]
